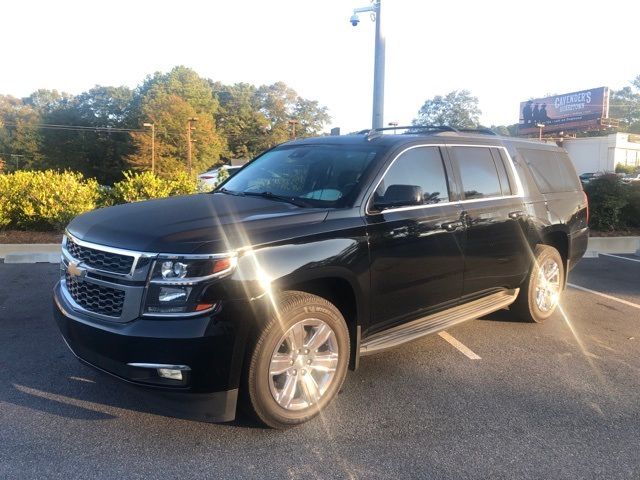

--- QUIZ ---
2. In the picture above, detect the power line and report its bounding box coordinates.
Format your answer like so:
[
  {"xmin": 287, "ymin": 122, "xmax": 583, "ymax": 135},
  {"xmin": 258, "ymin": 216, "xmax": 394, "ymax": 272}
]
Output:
[{"xmin": 1, "ymin": 122, "xmax": 143, "ymax": 133}]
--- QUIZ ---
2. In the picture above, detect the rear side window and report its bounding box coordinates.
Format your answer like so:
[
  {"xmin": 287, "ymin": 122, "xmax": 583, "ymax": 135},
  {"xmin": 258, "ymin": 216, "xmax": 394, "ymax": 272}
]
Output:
[
  {"xmin": 451, "ymin": 147, "xmax": 502, "ymax": 200},
  {"xmin": 518, "ymin": 148, "xmax": 581, "ymax": 193},
  {"xmin": 375, "ymin": 146, "xmax": 450, "ymax": 205},
  {"xmin": 491, "ymin": 149, "xmax": 513, "ymax": 195}
]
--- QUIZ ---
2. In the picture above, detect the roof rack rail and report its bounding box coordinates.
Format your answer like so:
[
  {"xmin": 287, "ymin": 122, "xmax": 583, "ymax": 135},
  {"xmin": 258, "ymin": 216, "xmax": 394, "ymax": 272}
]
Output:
[
  {"xmin": 354, "ymin": 125, "xmax": 498, "ymax": 140},
  {"xmin": 456, "ymin": 127, "xmax": 498, "ymax": 136}
]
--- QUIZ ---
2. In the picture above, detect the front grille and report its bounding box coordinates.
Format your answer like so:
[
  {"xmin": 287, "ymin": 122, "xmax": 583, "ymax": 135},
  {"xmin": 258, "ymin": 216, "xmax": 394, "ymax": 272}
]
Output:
[
  {"xmin": 65, "ymin": 273, "xmax": 125, "ymax": 317},
  {"xmin": 66, "ymin": 238, "xmax": 134, "ymax": 274}
]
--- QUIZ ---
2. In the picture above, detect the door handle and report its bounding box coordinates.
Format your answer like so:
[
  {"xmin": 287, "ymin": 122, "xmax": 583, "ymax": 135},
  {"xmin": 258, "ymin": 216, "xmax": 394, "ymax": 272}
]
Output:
[
  {"xmin": 442, "ymin": 220, "xmax": 463, "ymax": 231},
  {"xmin": 508, "ymin": 210, "xmax": 526, "ymax": 219}
]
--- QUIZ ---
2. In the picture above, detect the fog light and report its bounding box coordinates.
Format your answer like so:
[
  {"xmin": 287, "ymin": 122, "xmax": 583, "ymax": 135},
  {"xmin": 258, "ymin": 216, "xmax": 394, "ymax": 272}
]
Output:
[{"xmin": 157, "ymin": 368, "xmax": 183, "ymax": 380}]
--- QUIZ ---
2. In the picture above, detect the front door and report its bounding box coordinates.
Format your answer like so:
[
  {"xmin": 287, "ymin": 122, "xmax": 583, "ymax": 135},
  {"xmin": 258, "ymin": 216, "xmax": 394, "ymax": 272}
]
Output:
[{"xmin": 366, "ymin": 146, "xmax": 465, "ymax": 333}]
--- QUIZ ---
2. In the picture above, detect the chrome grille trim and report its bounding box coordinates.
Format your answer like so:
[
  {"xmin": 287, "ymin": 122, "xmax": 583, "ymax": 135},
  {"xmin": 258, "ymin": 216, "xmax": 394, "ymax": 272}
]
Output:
[
  {"xmin": 65, "ymin": 272, "xmax": 125, "ymax": 317},
  {"xmin": 60, "ymin": 233, "xmax": 156, "ymax": 322},
  {"xmin": 66, "ymin": 237, "xmax": 135, "ymax": 274}
]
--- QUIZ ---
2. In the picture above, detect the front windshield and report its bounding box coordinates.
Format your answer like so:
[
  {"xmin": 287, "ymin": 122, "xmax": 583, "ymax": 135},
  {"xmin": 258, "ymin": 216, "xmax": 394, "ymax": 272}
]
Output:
[{"xmin": 217, "ymin": 144, "xmax": 382, "ymax": 207}]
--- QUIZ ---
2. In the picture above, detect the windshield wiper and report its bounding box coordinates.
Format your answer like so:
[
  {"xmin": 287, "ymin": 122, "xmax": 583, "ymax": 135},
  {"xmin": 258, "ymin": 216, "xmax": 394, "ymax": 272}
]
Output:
[
  {"xmin": 242, "ymin": 191, "xmax": 311, "ymax": 208},
  {"xmin": 215, "ymin": 187, "xmax": 244, "ymax": 196}
]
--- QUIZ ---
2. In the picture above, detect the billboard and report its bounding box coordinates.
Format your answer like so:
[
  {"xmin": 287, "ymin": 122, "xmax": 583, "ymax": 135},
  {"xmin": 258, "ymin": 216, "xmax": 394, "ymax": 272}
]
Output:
[{"xmin": 518, "ymin": 87, "xmax": 610, "ymax": 134}]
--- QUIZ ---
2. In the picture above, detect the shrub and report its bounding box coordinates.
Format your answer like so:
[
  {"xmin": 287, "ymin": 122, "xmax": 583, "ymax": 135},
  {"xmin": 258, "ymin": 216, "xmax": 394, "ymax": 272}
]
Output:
[
  {"xmin": 621, "ymin": 183, "xmax": 640, "ymax": 228},
  {"xmin": 615, "ymin": 163, "xmax": 637, "ymax": 175},
  {"xmin": 0, "ymin": 170, "xmax": 100, "ymax": 230},
  {"xmin": 110, "ymin": 171, "xmax": 198, "ymax": 204},
  {"xmin": 584, "ymin": 174, "xmax": 630, "ymax": 231}
]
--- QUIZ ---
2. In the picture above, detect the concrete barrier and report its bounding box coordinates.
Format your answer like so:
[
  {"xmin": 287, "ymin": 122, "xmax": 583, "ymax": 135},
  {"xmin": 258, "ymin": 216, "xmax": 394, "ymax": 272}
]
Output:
[
  {"xmin": 0, "ymin": 237, "xmax": 638, "ymax": 264},
  {"xmin": 0, "ymin": 244, "xmax": 61, "ymax": 264},
  {"xmin": 586, "ymin": 237, "xmax": 640, "ymax": 256}
]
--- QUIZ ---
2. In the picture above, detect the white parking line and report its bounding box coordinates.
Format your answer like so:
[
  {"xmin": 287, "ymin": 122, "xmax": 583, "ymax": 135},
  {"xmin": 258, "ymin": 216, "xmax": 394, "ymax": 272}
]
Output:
[
  {"xmin": 600, "ymin": 253, "xmax": 640, "ymax": 264},
  {"xmin": 567, "ymin": 283, "xmax": 640, "ymax": 310},
  {"xmin": 438, "ymin": 331, "xmax": 481, "ymax": 360}
]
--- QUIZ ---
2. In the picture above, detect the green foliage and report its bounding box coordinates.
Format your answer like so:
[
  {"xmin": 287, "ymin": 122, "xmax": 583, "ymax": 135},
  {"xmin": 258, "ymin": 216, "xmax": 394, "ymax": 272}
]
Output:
[
  {"xmin": 622, "ymin": 183, "xmax": 640, "ymax": 228},
  {"xmin": 110, "ymin": 171, "xmax": 198, "ymax": 204},
  {"xmin": 584, "ymin": 174, "xmax": 631, "ymax": 231},
  {"xmin": 0, "ymin": 170, "xmax": 99, "ymax": 230},
  {"xmin": 412, "ymin": 90, "xmax": 481, "ymax": 128},
  {"xmin": 128, "ymin": 67, "xmax": 227, "ymax": 177},
  {"xmin": 615, "ymin": 163, "xmax": 637, "ymax": 174},
  {"xmin": 0, "ymin": 67, "xmax": 331, "ymax": 186},
  {"xmin": 609, "ymin": 82, "xmax": 640, "ymax": 133}
]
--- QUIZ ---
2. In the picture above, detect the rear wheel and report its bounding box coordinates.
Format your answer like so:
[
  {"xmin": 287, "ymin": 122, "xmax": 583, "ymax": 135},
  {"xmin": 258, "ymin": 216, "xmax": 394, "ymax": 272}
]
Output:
[
  {"xmin": 511, "ymin": 244, "xmax": 564, "ymax": 323},
  {"xmin": 244, "ymin": 291, "xmax": 349, "ymax": 429}
]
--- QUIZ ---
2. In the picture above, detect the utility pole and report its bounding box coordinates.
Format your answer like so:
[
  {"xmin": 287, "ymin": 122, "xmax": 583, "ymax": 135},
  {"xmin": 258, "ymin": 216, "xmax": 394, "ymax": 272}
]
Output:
[
  {"xmin": 143, "ymin": 123, "xmax": 155, "ymax": 173},
  {"xmin": 288, "ymin": 119, "xmax": 299, "ymax": 139},
  {"xmin": 186, "ymin": 117, "xmax": 198, "ymax": 175}
]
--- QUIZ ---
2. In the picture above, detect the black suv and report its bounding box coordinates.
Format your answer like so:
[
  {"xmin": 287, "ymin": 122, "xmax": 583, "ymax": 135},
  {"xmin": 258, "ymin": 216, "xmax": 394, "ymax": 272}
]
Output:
[{"xmin": 54, "ymin": 127, "xmax": 589, "ymax": 428}]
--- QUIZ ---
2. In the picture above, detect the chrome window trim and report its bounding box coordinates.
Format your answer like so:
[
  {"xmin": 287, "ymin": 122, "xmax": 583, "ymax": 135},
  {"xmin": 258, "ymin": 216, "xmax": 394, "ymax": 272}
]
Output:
[{"xmin": 365, "ymin": 143, "xmax": 525, "ymax": 216}]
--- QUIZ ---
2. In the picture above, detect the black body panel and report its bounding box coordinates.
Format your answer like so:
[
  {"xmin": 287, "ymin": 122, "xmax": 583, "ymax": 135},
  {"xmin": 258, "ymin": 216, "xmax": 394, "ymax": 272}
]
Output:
[{"xmin": 53, "ymin": 132, "xmax": 589, "ymax": 422}]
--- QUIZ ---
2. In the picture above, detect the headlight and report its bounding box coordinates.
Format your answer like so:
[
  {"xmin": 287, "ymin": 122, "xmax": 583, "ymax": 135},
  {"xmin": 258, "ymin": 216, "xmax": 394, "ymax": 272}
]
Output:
[{"xmin": 144, "ymin": 253, "xmax": 237, "ymax": 315}]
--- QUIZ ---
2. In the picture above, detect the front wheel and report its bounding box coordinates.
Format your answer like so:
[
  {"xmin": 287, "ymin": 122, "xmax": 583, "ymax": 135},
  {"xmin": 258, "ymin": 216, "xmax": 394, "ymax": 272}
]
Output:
[
  {"xmin": 244, "ymin": 291, "xmax": 350, "ymax": 429},
  {"xmin": 511, "ymin": 244, "xmax": 564, "ymax": 323}
]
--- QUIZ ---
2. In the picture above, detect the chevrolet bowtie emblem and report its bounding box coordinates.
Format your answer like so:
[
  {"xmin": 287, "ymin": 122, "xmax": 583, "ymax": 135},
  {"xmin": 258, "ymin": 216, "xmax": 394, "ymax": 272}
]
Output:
[{"xmin": 67, "ymin": 261, "xmax": 87, "ymax": 279}]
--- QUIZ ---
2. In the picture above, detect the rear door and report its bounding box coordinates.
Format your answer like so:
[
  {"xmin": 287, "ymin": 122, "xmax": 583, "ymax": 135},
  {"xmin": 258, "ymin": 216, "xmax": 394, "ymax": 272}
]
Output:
[
  {"xmin": 448, "ymin": 145, "xmax": 529, "ymax": 296},
  {"xmin": 365, "ymin": 145, "xmax": 465, "ymax": 332}
]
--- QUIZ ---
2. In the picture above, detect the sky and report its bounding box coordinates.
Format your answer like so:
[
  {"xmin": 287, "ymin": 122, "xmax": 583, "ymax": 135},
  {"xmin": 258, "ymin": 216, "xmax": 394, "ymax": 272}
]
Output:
[{"xmin": 2, "ymin": 0, "xmax": 639, "ymax": 133}]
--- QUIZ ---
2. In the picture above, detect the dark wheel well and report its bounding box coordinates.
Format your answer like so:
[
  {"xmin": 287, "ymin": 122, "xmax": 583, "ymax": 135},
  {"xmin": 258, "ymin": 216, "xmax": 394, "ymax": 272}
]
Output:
[
  {"xmin": 541, "ymin": 231, "xmax": 569, "ymax": 281},
  {"xmin": 286, "ymin": 277, "xmax": 359, "ymax": 367}
]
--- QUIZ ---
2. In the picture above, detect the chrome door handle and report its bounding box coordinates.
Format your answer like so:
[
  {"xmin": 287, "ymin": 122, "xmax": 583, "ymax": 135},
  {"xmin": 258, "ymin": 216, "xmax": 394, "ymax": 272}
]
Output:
[{"xmin": 508, "ymin": 210, "xmax": 526, "ymax": 219}]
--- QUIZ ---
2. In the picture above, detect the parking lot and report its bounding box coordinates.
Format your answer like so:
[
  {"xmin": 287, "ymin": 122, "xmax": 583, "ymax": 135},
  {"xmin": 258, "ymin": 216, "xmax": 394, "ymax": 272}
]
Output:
[{"xmin": 1, "ymin": 255, "xmax": 639, "ymax": 479}]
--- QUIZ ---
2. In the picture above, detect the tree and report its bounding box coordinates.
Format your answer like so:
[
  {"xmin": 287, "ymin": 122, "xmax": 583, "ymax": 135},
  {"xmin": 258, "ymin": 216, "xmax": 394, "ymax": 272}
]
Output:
[
  {"xmin": 215, "ymin": 81, "xmax": 330, "ymax": 160},
  {"xmin": 128, "ymin": 66, "xmax": 227, "ymax": 176},
  {"xmin": 609, "ymin": 81, "xmax": 640, "ymax": 133},
  {"xmin": 0, "ymin": 95, "xmax": 43, "ymax": 171},
  {"xmin": 412, "ymin": 90, "xmax": 481, "ymax": 128},
  {"xmin": 35, "ymin": 86, "xmax": 135, "ymax": 183},
  {"xmin": 215, "ymin": 82, "xmax": 270, "ymax": 159}
]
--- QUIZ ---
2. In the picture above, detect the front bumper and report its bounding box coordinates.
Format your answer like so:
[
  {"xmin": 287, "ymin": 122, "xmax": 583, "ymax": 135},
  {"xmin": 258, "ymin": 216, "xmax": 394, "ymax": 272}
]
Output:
[{"xmin": 53, "ymin": 281, "xmax": 249, "ymax": 422}]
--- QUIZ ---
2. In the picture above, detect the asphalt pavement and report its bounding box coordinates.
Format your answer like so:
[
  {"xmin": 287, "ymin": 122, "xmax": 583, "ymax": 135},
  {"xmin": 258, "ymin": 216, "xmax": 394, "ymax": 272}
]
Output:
[{"xmin": 1, "ymin": 256, "xmax": 639, "ymax": 479}]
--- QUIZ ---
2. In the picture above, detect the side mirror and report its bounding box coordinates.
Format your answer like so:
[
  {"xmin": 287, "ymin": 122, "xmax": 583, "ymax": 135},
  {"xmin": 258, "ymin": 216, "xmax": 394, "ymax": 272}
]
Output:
[{"xmin": 373, "ymin": 184, "xmax": 423, "ymax": 211}]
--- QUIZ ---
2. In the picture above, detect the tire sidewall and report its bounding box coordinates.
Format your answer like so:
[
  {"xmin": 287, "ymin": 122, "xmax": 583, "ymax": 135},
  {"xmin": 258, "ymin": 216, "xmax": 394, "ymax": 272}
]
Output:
[
  {"xmin": 248, "ymin": 294, "xmax": 350, "ymax": 428},
  {"xmin": 526, "ymin": 246, "xmax": 564, "ymax": 322}
]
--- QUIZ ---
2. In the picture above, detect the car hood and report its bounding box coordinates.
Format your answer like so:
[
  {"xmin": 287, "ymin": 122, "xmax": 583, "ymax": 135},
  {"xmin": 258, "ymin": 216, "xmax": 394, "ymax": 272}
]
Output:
[{"xmin": 67, "ymin": 193, "xmax": 330, "ymax": 254}]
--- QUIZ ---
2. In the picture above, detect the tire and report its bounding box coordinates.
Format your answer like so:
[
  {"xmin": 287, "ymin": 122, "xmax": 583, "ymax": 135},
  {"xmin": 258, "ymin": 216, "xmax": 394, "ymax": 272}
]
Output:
[
  {"xmin": 511, "ymin": 244, "xmax": 564, "ymax": 323},
  {"xmin": 244, "ymin": 291, "xmax": 350, "ymax": 429}
]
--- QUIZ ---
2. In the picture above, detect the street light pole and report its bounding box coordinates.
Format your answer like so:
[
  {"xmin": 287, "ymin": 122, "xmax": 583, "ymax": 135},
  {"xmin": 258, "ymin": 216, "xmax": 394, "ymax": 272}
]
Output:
[
  {"xmin": 372, "ymin": 0, "xmax": 385, "ymax": 130},
  {"xmin": 186, "ymin": 117, "xmax": 198, "ymax": 176},
  {"xmin": 351, "ymin": 0, "xmax": 385, "ymax": 129},
  {"xmin": 143, "ymin": 122, "xmax": 155, "ymax": 173},
  {"xmin": 288, "ymin": 119, "xmax": 299, "ymax": 139}
]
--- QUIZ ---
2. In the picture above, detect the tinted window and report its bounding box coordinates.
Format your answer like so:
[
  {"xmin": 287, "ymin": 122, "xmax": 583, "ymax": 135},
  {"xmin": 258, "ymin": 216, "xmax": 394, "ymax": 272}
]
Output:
[
  {"xmin": 374, "ymin": 147, "xmax": 449, "ymax": 205},
  {"xmin": 518, "ymin": 148, "xmax": 581, "ymax": 193},
  {"xmin": 491, "ymin": 149, "xmax": 513, "ymax": 195},
  {"xmin": 452, "ymin": 147, "xmax": 502, "ymax": 199},
  {"xmin": 220, "ymin": 145, "xmax": 382, "ymax": 207}
]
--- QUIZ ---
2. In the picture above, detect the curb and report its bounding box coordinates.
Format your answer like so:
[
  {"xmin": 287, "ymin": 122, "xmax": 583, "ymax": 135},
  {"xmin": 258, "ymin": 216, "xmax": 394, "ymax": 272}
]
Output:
[
  {"xmin": 0, "ymin": 244, "xmax": 60, "ymax": 264},
  {"xmin": 0, "ymin": 236, "xmax": 638, "ymax": 264}
]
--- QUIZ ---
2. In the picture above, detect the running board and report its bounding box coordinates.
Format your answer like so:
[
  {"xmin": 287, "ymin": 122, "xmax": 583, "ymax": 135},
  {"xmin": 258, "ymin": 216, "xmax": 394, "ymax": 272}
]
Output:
[{"xmin": 360, "ymin": 288, "xmax": 519, "ymax": 356}]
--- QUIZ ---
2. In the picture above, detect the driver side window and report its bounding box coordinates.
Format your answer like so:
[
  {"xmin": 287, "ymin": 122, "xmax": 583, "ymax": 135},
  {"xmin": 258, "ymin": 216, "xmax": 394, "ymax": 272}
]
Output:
[{"xmin": 374, "ymin": 146, "xmax": 450, "ymax": 206}]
